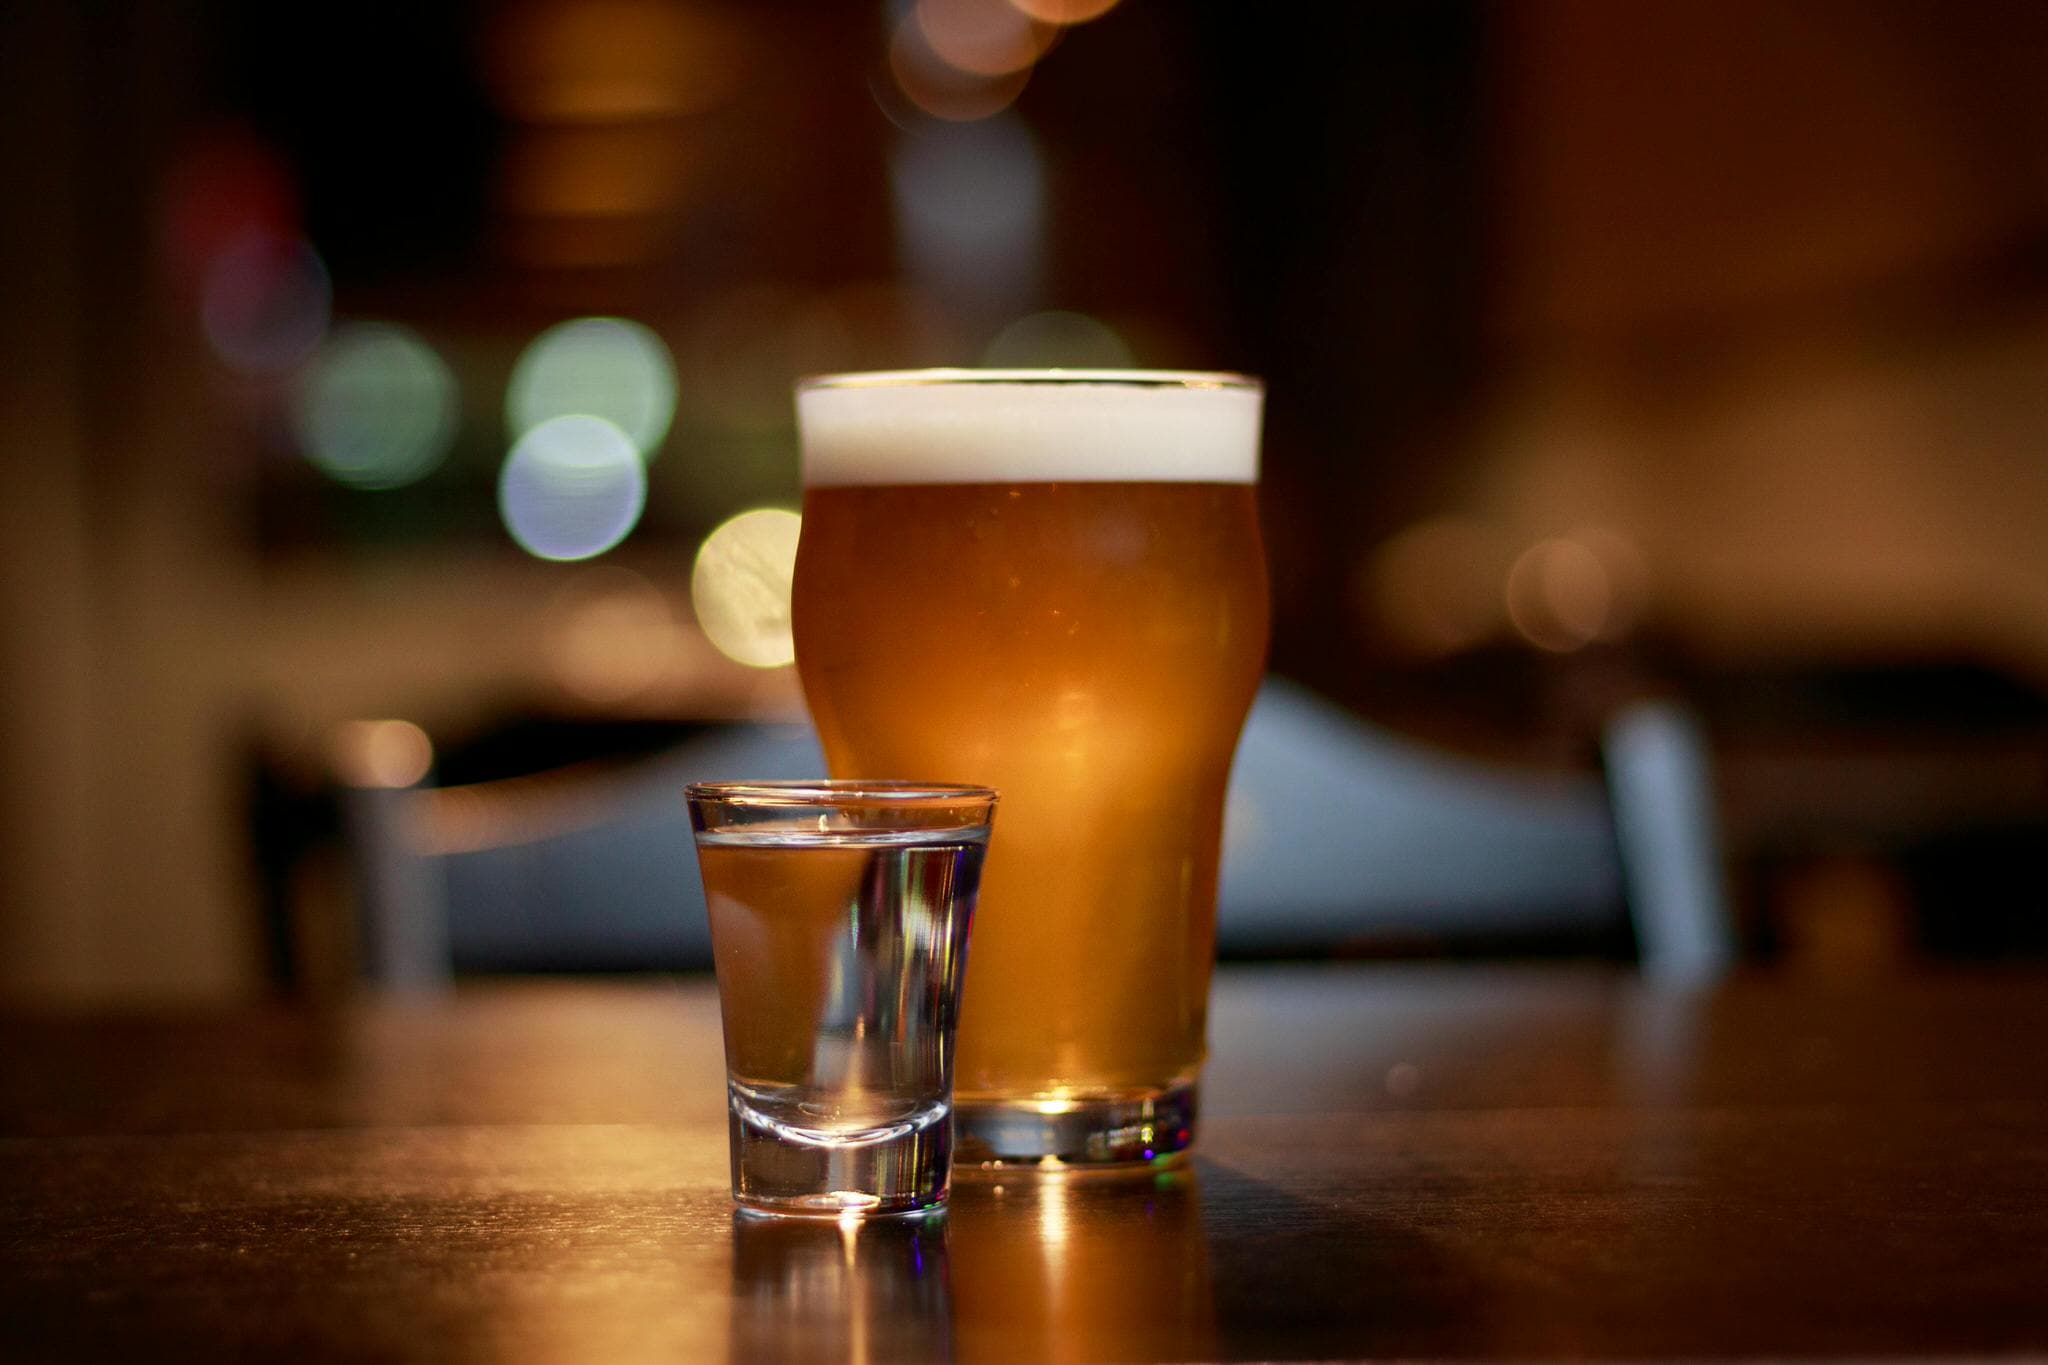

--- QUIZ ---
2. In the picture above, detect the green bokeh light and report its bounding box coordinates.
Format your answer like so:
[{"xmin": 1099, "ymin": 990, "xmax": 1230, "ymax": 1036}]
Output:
[
  {"xmin": 293, "ymin": 322, "xmax": 458, "ymax": 490},
  {"xmin": 507, "ymin": 317, "xmax": 678, "ymax": 460}
]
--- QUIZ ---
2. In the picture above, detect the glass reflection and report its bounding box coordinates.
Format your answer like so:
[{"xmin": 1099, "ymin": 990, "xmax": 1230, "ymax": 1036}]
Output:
[
  {"xmin": 727, "ymin": 1212, "xmax": 954, "ymax": 1363},
  {"xmin": 724, "ymin": 1167, "xmax": 1216, "ymax": 1362},
  {"xmin": 948, "ymin": 1168, "xmax": 1215, "ymax": 1363}
]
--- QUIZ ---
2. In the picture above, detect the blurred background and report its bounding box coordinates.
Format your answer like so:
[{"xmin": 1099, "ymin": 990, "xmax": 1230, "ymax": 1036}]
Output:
[{"xmin": 3, "ymin": 0, "xmax": 2046, "ymax": 1002}]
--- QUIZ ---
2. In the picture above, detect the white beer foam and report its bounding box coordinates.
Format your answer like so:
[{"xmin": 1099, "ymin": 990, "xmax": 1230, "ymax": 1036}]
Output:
[{"xmin": 798, "ymin": 371, "xmax": 1261, "ymax": 486}]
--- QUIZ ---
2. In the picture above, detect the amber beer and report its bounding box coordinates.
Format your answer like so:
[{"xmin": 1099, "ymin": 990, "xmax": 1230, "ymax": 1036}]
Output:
[{"xmin": 792, "ymin": 371, "xmax": 1267, "ymax": 1166}]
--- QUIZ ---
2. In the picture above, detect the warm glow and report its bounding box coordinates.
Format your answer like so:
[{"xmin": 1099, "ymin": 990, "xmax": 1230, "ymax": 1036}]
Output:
[
  {"xmin": 1506, "ymin": 536, "xmax": 1613, "ymax": 652},
  {"xmin": 500, "ymin": 215, "xmax": 673, "ymax": 270},
  {"xmin": 1005, "ymin": 0, "xmax": 1121, "ymax": 23},
  {"xmin": 332, "ymin": 719, "xmax": 434, "ymax": 789},
  {"xmin": 888, "ymin": 15, "xmax": 1030, "ymax": 122},
  {"xmin": 1360, "ymin": 517, "xmax": 1507, "ymax": 655},
  {"xmin": 691, "ymin": 508, "xmax": 802, "ymax": 668},
  {"xmin": 507, "ymin": 317, "xmax": 678, "ymax": 458},
  {"xmin": 292, "ymin": 322, "xmax": 458, "ymax": 490},
  {"xmin": 1036, "ymin": 1169, "xmax": 1071, "ymax": 1248},
  {"xmin": 981, "ymin": 310, "xmax": 1133, "ymax": 368},
  {"xmin": 916, "ymin": 0, "xmax": 1050, "ymax": 77},
  {"xmin": 487, "ymin": 0, "xmax": 748, "ymax": 121},
  {"xmin": 1571, "ymin": 525, "xmax": 1651, "ymax": 639},
  {"xmin": 498, "ymin": 414, "xmax": 648, "ymax": 561},
  {"xmin": 200, "ymin": 229, "xmax": 330, "ymax": 374},
  {"xmin": 543, "ymin": 567, "xmax": 685, "ymax": 703},
  {"xmin": 498, "ymin": 123, "xmax": 703, "ymax": 220}
]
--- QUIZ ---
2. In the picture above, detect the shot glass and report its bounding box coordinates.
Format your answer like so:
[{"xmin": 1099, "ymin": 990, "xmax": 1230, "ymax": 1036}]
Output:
[{"xmin": 687, "ymin": 781, "xmax": 997, "ymax": 1218}]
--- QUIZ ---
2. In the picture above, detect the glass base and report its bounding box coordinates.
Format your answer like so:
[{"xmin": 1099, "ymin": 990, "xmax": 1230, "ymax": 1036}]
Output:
[
  {"xmin": 729, "ymin": 1091, "xmax": 953, "ymax": 1219},
  {"xmin": 952, "ymin": 1082, "xmax": 1198, "ymax": 1171},
  {"xmin": 733, "ymin": 1193, "xmax": 947, "ymax": 1221}
]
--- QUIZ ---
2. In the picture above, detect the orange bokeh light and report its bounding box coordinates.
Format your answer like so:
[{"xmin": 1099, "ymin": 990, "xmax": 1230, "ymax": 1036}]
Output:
[
  {"xmin": 1505, "ymin": 537, "xmax": 1612, "ymax": 652},
  {"xmin": 916, "ymin": 0, "xmax": 1051, "ymax": 78},
  {"xmin": 1359, "ymin": 517, "xmax": 1508, "ymax": 655},
  {"xmin": 888, "ymin": 15, "xmax": 1031, "ymax": 122},
  {"xmin": 332, "ymin": 720, "xmax": 434, "ymax": 789},
  {"xmin": 1004, "ymin": 0, "xmax": 1120, "ymax": 25},
  {"xmin": 488, "ymin": 0, "xmax": 748, "ymax": 122}
]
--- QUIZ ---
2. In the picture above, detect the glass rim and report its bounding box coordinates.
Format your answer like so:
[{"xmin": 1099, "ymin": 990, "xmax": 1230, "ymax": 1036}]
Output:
[
  {"xmin": 796, "ymin": 368, "xmax": 1261, "ymax": 394},
  {"xmin": 686, "ymin": 779, "xmax": 998, "ymax": 807}
]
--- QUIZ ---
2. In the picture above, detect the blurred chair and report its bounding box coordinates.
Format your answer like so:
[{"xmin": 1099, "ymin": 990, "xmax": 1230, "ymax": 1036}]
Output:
[
  {"xmin": 346, "ymin": 723, "xmax": 824, "ymax": 988},
  {"xmin": 340, "ymin": 679, "xmax": 1731, "ymax": 988},
  {"xmin": 1602, "ymin": 699, "xmax": 1736, "ymax": 980},
  {"xmin": 1218, "ymin": 679, "xmax": 1730, "ymax": 978}
]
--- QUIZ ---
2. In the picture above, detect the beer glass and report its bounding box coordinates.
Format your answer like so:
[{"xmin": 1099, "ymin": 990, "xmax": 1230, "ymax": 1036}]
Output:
[{"xmin": 792, "ymin": 370, "xmax": 1268, "ymax": 1168}]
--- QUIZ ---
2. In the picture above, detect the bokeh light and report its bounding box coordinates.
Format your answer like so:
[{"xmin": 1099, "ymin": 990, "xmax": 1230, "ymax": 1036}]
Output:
[
  {"xmin": 1506, "ymin": 537, "xmax": 1613, "ymax": 652},
  {"xmin": 1360, "ymin": 517, "xmax": 1509, "ymax": 655},
  {"xmin": 498, "ymin": 124, "xmax": 703, "ymax": 221},
  {"xmin": 1004, "ymin": 0, "xmax": 1121, "ymax": 22},
  {"xmin": 1571, "ymin": 525, "xmax": 1652, "ymax": 638},
  {"xmin": 891, "ymin": 116, "xmax": 1045, "ymax": 306},
  {"xmin": 200, "ymin": 229, "xmax": 331, "ymax": 374},
  {"xmin": 160, "ymin": 128, "xmax": 299, "ymax": 289},
  {"xmin": 291, "ymin": 322, "xmax": 459, "ymax": 490},
  {"xmin": 498, "ymin": 414, "xmax": 648, "ymax": 561},
  {"xmin": 888, "ymin": 12, "xmax": 1030, "ymax": 122},
  {"xmin": 507, "ymin": 317, "xmax": 678, "ymax": 458},
  {"xmin": 916, "ymin": 0, "xmax": 1049, "ymax": 77},
  {"xmin": 691, "ymin": 508, "xmax": 802, "ymax": 668},
  {"xmin": 332, "ymin": 719, "xmax": 434, "ymax": 789},
  {"xmin": 981, "ymin": 309, "xmax": 1134, "ymax": 367},
  {"xmin": 487, "ymin": 0, "xmax": 748, "ymax": 122}
]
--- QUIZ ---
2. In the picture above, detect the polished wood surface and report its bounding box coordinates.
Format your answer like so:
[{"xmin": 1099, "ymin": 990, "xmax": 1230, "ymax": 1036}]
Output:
[{"xmin": 4, "ymin": 966, "xmax": 2047, "ymax": 1361}]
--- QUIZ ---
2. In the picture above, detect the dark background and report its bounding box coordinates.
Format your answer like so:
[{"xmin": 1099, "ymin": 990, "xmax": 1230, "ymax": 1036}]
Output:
[{"xmin": 4, "ymin": 0, "xmax": 2047, "ymax": 999}]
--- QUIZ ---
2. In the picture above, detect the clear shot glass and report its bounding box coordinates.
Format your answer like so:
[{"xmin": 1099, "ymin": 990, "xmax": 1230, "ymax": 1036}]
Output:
[{"xmin": 686, "ymin": 781, "xmax": 997, "ymax": 1218}]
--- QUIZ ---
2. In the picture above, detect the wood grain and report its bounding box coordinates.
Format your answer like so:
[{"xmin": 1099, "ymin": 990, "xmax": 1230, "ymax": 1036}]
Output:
[{"xmin": 4, "ymin": 967, "xmax": 2046, "ymax": 1361}]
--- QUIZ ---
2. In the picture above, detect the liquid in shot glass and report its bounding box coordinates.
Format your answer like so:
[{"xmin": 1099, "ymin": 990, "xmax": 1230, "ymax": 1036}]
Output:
[{"xmin": 686, "ymin": 781, "xmax": 996, "ymax": 1218}]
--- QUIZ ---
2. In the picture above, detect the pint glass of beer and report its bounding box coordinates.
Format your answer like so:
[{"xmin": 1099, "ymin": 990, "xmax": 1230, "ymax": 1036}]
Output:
[{"xmin": 792, "ymin": 371, "xmax": 1268, "ymax": 1168}]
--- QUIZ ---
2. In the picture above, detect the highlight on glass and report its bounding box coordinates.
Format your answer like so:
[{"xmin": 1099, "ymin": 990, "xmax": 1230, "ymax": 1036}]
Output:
[{"xmin": 688, "ymin": 780, "xmax": 998, "ymax": 1218}]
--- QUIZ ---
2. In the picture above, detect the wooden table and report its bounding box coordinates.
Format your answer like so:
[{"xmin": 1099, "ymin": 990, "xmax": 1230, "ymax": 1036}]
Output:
[{"xmin": 4, "ymin": 965, "xmax": 2046, "ymax": 1361}]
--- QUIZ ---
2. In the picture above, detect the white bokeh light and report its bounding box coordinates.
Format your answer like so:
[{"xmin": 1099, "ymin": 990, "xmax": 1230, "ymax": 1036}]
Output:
[
  {"xmin": 691, "ymin": 507, "xmax": 803, "ymax": 668},
  {"xmin": 498, "ymin": 414, "xmax": 648, "ymax": 562}
]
